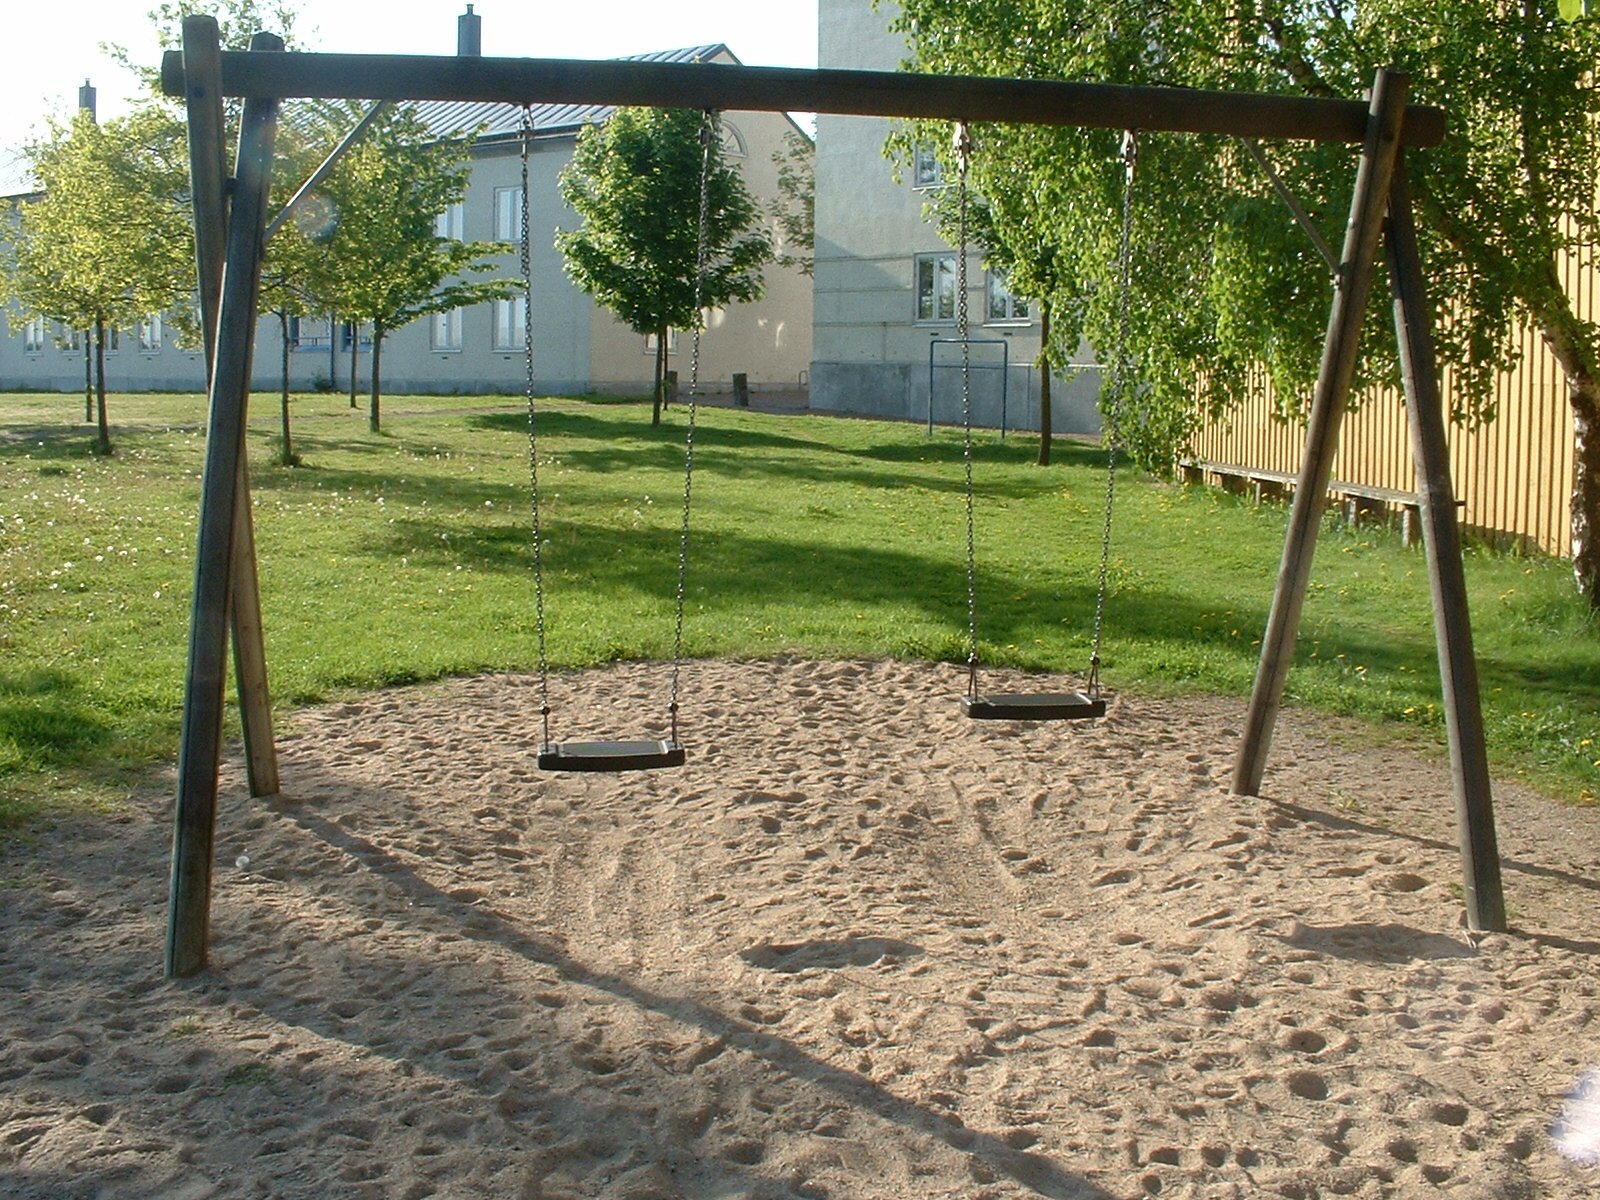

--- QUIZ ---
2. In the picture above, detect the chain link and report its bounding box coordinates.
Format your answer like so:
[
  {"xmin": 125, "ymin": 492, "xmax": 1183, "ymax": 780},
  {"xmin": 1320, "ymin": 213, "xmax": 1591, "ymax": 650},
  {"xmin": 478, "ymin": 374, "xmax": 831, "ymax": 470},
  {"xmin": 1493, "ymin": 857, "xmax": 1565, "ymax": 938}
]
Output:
[
  {"xmin": 1089, "ymin": 130, "xmax": 1137, "ymax": 698},
  {"xmin": 954, "ymin": 123, "xmax": 979, "ymax": 699},
  {"xmin": 519, "ymin": 107, "xmax": 552, "ymax": 747},
  {"xmin": 668, "ymin": 109, "xmax": 717, "ymax": 743}
]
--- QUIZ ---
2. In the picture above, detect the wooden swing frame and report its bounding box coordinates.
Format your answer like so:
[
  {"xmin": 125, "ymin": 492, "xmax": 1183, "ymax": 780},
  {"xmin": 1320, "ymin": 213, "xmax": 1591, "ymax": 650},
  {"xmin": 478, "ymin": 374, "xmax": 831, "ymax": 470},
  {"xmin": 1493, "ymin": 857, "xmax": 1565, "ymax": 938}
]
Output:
[{"xmin": 162, "ymin": 15, "xmax": 1504, "ymax": 977}]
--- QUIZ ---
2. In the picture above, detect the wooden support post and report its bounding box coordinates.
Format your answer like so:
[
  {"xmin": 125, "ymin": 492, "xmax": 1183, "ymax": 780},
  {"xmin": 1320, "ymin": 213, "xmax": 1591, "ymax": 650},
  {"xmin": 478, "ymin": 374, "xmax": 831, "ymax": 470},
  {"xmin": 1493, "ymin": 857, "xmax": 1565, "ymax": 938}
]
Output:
[
  {"xmin": 167, "ymin": 32, "xmax": 283, "ymax": 979},
  {"xmin": 1232, "ymin": 70, "xmax": 1410, "ymax": 797},
  {"xmin": 182, "ymin": 16, "xmax": 280, "ymax": 800},
  {"xmin": 1385, "ymin": 155, "xmax": 1506, "ymax": 932},
  {"xmin": 158, "ymin": 48, "xmax": 1447, "ymax": 148}
]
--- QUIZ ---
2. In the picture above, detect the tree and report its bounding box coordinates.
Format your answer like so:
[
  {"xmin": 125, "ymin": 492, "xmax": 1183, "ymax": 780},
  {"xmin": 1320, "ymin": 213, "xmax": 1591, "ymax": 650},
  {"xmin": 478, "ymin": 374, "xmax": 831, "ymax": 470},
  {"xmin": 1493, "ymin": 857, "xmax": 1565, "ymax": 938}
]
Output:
[
  {"xmin": 893, "ymin": 0, "xmax": 1600, "ymax": 605},
  {"xmin": 2, "ymin": 108, "xmax": 191, "ymax": 454},
  {"xmin": 770, "ymin": 129, "xmax": 816, "ymax": 277},
  {"xmin": 259, "ymin": 112, "xmax": 345, "ymax": 466},
  {"xmin": 314, "ymin": 106, "xmax": 517, "ymax": 432},
  {"xmin": 557, "ymin": 106, "xmax": 773, "ymax": 425}
]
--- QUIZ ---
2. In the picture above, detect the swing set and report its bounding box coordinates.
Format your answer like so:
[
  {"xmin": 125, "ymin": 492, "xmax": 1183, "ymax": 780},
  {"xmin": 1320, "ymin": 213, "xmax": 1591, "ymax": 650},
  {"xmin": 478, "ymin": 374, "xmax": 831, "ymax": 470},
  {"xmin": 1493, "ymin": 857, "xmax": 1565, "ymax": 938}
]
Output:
[{"xmin": 161, "ymin": 16, "xmax": 1505, "ymax": 978}]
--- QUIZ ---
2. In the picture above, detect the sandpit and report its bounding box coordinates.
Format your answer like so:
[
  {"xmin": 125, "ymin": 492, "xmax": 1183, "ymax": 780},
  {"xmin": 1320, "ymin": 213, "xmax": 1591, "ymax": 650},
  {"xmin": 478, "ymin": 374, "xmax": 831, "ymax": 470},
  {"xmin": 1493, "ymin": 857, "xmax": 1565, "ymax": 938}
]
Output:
[{"xmin": 3, "ymin": 658, "xmax": 1597, "ymax": 1198}]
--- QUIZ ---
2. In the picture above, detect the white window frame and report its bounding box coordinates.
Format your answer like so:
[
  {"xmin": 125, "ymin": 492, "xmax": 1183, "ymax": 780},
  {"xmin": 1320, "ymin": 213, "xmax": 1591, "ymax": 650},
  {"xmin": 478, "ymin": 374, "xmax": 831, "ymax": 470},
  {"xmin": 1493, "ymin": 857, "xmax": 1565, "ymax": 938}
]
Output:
[
  {"xmin": 494, "ymin": 186, "xmax": 524, "ymax": 243},
  {"xmin": 431, "ymin": 306, "xmax": 464, "ymax": 352},
  {"xmin": 22, "ymin": 315, "xmax": 47, "ymax": 353},
  {"xmin": 493, "ymin": 296, "xmax": 526, "ymax": 351},
  {"xmin": 435, "ymin": 200, "xmax": 464, "ymax": 241},
  {"xmin": 138, "ymin": 313, "xmax": 164, "ymax": 353},
  {"xmin": 718, "ymin": 122, "xmax": 748, "ymax": 159},
  {"xmin": 912, "ymin": 143, "xmax": 943, "ymax": 190},
  {"xmin": 985, "ymin": 271, "xmax": 1031, "ymax": 325},
  {"xmin": 914, "ymin": 253, "xmax": 958, "ymax": 324},
  {"xmin": 644, "ymin": 329, "xmax": 679, "ymax": 356}
]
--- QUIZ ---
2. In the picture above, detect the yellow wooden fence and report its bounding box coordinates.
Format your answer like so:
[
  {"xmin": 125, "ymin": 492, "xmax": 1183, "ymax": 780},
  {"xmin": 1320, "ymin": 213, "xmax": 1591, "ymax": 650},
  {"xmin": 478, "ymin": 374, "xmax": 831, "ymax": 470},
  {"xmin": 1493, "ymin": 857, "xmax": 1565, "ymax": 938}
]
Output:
[{"xmin": 1186, "ymin": 265, "xmax": 1584, "ymax": 558}]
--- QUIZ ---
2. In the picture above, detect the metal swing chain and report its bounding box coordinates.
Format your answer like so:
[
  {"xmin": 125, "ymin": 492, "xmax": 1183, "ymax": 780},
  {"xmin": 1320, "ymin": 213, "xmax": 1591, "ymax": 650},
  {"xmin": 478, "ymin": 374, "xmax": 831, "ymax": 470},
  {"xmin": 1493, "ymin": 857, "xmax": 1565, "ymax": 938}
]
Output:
[
  {"xmin": 668, "ymin": 108, "xmax": 717, "ymax": 745},
  {"xmin": 1088, "ymin": 129, "xmax": 1137, "ymax": 699},
  {"xmin": 954, "ymin": 122, "xmax": 980, "ymax": 701},
  {"xmin": 518, "ymin": 106, "xmax": 553, "ymax": 749}
]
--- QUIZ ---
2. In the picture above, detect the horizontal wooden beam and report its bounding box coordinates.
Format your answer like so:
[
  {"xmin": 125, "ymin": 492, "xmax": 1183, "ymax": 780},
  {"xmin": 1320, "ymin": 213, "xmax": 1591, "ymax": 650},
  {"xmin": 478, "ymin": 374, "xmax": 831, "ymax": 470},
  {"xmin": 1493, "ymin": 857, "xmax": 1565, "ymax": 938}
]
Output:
[{"xmin": 160, "ymin": 50, "xmax": 1446, "ymax": 147}]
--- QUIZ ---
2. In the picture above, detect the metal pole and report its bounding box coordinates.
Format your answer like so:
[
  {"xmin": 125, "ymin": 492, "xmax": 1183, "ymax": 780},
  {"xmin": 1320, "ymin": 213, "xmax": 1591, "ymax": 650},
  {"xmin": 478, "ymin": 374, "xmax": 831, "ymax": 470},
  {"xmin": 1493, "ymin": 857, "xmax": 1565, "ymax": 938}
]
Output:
[
  {"xmin": 167, "ymin": 30, "xmax": 283, "ymax": 979},
  {"xmin": 1232, "ymin": 70, "xmax": 1411, "ymax": 797},
  {"xmin": 1385, "ymin": 153, "xmax": 1506, "ymax": 932}
]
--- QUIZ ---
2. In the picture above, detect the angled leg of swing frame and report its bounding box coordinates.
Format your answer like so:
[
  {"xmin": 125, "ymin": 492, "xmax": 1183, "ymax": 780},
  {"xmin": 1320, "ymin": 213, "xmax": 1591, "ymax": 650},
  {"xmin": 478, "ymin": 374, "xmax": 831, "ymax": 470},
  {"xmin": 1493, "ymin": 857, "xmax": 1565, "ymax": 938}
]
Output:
[
  {"xmin": 167, "ymin": 30, "xmax": 284, "ymax": 979},
  {"xmin": 1385, "ymin": 153, "xmax": 1505, "ymax": 933},
  {"xmin": 1231, "ymin": 69, "xmax": 1411, "ymax": 798},
  {"xmin": 183, "ymin": 16, "xmax": 280, "ymax": 801}
]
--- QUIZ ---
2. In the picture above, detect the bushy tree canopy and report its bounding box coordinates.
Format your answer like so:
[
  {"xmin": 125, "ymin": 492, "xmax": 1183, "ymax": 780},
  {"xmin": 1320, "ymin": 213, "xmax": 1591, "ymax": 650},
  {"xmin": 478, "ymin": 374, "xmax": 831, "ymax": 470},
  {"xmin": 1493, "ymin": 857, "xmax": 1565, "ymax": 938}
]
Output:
[
  {"xmin": 557, "ymin": 106, "xmax": 772, "ymax": 424},
  {"xmin": 893, "ymin": 0, "xmax": 1600, "ymax": 602}
]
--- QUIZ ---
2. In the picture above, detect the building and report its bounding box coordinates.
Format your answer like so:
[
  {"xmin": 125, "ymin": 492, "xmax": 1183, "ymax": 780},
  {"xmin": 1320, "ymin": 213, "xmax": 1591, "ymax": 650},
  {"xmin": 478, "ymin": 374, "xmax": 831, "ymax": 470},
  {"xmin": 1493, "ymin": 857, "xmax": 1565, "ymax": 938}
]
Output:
[
  {"xmin": 809, "ymin": 0, "xmax": 1104, "ymax": 435},
  {"xmin": 0, "ymin": 12, "xmax": 812, "ymax": 400}
]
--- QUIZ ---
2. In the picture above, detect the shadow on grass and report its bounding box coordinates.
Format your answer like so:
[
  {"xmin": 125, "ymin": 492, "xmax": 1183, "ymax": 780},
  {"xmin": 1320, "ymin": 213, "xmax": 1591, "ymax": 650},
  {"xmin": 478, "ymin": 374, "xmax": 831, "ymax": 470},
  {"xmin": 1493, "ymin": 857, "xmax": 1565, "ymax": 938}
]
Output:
[{"xmin": 0, "ymin": 668, "xmax": 114, "ymax": 773}]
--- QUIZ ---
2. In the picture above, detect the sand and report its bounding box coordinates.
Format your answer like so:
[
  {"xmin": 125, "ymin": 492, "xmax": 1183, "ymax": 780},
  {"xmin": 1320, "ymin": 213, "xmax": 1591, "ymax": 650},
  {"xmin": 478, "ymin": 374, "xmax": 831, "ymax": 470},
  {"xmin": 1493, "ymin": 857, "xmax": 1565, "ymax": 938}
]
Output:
[{"xmin": 3, "ymin": 657, "xmax": 1598, "ymax": 1199}]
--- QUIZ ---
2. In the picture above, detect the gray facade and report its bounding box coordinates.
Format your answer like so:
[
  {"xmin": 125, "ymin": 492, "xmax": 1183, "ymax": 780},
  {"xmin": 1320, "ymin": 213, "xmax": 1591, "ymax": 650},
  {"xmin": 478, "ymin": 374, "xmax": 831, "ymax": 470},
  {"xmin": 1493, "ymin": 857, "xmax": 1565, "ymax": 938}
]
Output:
[{"xmin": 810, "ymin": 0, "xmax": 1103, "ymax": 436}]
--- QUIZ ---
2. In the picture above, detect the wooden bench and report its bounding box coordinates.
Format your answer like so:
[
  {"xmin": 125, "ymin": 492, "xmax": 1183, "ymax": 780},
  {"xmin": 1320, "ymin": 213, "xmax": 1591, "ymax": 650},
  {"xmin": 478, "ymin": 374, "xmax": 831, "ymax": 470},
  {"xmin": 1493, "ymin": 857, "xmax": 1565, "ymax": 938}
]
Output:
[{"xmin": 1180, "ymin": 458, "xmax": 1464, "ymax": 547}]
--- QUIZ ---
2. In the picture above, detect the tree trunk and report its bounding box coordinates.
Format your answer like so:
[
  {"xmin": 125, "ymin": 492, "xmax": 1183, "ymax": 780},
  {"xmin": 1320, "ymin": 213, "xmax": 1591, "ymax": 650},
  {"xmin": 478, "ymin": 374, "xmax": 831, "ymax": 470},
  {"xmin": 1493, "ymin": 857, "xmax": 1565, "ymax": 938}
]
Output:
[
  {"xmin": 1566, "ymin": 374, "xmax": 1600, "ymax": 608},
  {"xmin": 93, "ymin": 318, "xmax": 111, "ymax": 456},
  {"xmin": 1525, "ymin": 279, "xmax": 1600, "ymax": 607},
  {"xmin": 83, "ymin": 339, "xmax": 92, "ymax": 424},
  {"xmin": 369, "ymin": 326, "xmax": 384, "ymax": 433},
  {"xmin": 277, "ymin": 311, "xmax": 295, "ymax": 466},
  {"xmin": 348, "ymin": 321, "xmax": 359, "ymax": 408},
  {"xmin": 651, "ymin": 327, "xmax": 667, "ymax": 426},
  {"xmin": 1036, "ymin": 300, "xmax": 1053, "ymax": 467}
]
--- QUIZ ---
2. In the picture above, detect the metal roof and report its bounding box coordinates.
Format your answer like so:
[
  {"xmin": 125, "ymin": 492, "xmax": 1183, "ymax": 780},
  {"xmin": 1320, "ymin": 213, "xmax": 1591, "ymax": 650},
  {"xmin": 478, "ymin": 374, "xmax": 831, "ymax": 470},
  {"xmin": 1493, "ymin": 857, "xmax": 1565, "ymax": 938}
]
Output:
[{"xmin": 410, "ymin": 44, "xmax": 734, "ymax": 144}]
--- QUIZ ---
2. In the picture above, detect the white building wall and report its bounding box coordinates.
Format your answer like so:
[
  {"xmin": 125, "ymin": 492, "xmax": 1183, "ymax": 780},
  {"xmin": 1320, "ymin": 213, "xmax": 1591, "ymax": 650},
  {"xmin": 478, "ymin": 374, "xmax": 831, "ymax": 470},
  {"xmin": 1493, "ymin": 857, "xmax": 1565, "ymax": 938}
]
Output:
[{"xmin": 811, "ymin": 0, "xmax": 1103, "ymax": 435}]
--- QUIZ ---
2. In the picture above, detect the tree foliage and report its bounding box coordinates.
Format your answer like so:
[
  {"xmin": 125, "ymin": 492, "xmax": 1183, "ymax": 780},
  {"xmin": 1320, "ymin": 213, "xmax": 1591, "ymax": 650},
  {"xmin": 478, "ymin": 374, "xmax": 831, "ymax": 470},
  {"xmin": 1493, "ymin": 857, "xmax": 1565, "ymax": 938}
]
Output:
[
  {"xmin": 770, "ymin": 129, "xmax": 816, "ymax": 277},
  {"xmin": 312, "ymin": 106, "xmax": 518, "ymax": 431},
  {"xmin": 892, "ymin": 0, "xmax": 1600, "ymax": 604},
  {"xmin": 2, "ymin": 109, "xmax": 191, "ymax": 453},
  {"xmin": 557, "ymin": 106, "xmax": 772, "ymax": 424}
]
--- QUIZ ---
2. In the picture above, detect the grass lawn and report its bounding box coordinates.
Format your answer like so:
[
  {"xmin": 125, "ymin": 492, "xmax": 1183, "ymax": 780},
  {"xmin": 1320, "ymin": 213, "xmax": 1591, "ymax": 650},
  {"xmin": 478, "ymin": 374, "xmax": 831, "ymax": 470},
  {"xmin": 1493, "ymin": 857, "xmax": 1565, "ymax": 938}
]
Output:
[{"xmin": 1, "ymin": 388, "xmax": 1596, "ymax": 831}]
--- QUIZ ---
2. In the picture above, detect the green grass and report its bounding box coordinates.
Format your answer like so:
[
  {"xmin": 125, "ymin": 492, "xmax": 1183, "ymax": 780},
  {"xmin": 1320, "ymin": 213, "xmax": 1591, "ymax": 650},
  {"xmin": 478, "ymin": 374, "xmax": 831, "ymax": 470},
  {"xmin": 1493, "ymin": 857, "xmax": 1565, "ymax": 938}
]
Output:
[{"xmin": 1, "ymin": 388, "xmax": 1596, "ymax": 831}]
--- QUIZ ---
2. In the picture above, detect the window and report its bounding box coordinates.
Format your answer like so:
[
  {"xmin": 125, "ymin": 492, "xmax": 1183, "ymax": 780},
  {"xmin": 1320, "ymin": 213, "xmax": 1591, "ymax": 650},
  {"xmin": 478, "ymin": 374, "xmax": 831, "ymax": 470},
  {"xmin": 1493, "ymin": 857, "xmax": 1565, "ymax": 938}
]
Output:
[
  {"xmin": 435, "ymin": 201, "xmax": 464, "ymax": 241},
  {"xmin": 986, "ymin": 272, "xmax": 1030, "ymax": 324},
  {"xmin": 431, "ymin": 307, "xmax": 464, "ymax": 352},
  {"xmin": 494, "ymin": 186, "xmax": 524, "ymax": 243},
  {"xmin": 291, "ymin": 315, "xmax": 333, "ymax": 351},
  {"xmin": 912, "ymin": 143, "xmax": 943, "ymax": 189},
  {"xmin": 22, "ymin": 315, "xmax": 46, "ymax": 353},
  {"xmin": 644, "ymin": 329, "xmax": 679, "ymax": 356},
  {"xmin": 138, "ymin": 313, "xmax": 164, "ymax": 352},
  {"xmin": 914, "ymin": 253, "xmax": 958, "ymax": 323},
  {"xmin": 493, "ymin": 296, "xmax": 526, "ymax": 351},
  {"xmin": 718, "ymin": 122, "xmax": 747, "ymax": 159}
]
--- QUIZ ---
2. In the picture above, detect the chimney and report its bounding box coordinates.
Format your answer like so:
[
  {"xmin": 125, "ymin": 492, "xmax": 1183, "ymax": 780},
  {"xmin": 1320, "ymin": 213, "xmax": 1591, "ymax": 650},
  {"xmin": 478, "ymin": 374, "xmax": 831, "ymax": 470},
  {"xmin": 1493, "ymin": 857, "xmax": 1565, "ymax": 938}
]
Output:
[
  {"xmin": 78, "ymin": 79, "xmax": 97, "ymax": 121},
  {"xmin": 457, "ymin": 4, "xmax": 481, "ymax": 56}
]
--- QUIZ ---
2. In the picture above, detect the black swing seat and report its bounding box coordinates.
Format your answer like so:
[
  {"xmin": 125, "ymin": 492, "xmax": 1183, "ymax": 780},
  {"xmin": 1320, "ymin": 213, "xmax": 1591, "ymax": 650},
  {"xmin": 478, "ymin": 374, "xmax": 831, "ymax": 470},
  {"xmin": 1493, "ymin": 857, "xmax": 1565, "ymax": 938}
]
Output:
[
  {"xmin": 537, "ymin": 739, "xmax": 687, "ymax": 772},
  {"xmin": 962, "ymin": 691, "xmax": 1106, "ymax": 721}
]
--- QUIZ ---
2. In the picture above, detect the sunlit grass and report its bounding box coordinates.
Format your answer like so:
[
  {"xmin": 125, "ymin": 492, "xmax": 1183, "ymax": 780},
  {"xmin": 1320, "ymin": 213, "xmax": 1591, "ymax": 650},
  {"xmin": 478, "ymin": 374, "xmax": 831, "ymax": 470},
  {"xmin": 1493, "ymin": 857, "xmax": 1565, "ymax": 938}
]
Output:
[{"xmin": 1, "ymin": 387, "xmax": 1596, "ymax": 831}]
